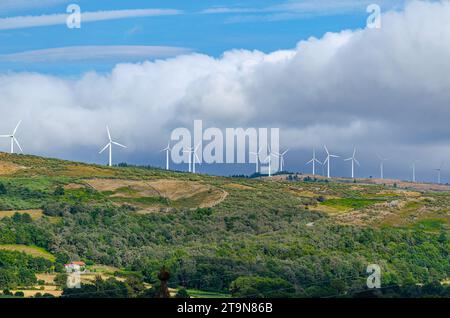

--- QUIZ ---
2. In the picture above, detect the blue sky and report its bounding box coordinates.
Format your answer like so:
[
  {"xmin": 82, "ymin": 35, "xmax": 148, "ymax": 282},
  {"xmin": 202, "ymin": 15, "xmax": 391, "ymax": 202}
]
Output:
[{"xmin": 0, "ymin": 0, "xmax": 400, "ymax": 74}]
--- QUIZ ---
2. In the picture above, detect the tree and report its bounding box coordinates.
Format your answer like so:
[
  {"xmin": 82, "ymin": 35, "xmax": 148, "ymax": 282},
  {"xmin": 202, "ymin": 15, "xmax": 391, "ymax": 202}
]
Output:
[
  {"xmin": 0, "ymin": 183, "xmax": 7, "ymax": 195},
  {"xmin": 230, "ymin": 276, "xmax": 295, "ymax": 298},
  {"xmin": 175, "ymin": 288, "xmax": 190, "ymax": 298},
  {"xmin": 54, "ymin": 185, "xmax": 65, "ymax": 196}
]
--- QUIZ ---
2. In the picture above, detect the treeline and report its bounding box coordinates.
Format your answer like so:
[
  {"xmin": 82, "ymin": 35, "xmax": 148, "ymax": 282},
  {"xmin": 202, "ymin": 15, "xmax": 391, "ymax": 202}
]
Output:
[{"xmin": 0, "ymin": 250, "xmax": 53, "ymax": 289}]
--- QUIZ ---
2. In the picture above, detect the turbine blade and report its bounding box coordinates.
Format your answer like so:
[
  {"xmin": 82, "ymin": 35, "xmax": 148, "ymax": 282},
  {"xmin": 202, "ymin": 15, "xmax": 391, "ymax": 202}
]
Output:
[
  {"xmin": 0, "ymin": 135, "xmax": 10, "ymax": 138},
  {"xmin": 99, "ymin": 143, "xmax": 110, "ymax": 154},
  {"xmin": 355, "ymin": 159, "xmax": 361, "ymax": 166},
  {"xmin": 324, "ymin": 145, "xmax": 329, "ymax": 155},
  {"xmin": 306, "ymin": 159, "xmax": 314, "ymax": 165},
  {"xmin": 112, "ymin": 141, "xmax": 127, "ymax": 148},
  {"xmin": 344, "ymin": 157, "xmax": 352, "ymax": 161},
  {"xmin": 330, "ymin": 155, "xmax": 339, "ymax": 158},
  {"xmin": 13, "ymin": 137, "xmax": 23, "ymax": 152},
  {"xmin": 13, "ymin": 120, "xmax": 21, "ymax": 135},
  {"xmin": 106, "ymin": 126, "xmax": 111, "ymax": 141},
  {"xmin": 314, "ymin": 159, "xmax": 322, "ymax": 165}
]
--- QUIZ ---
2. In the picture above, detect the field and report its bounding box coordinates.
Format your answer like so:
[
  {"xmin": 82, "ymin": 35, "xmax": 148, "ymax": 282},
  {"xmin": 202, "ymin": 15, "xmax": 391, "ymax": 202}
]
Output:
[
  {"xmin": 0, "ymin": 153, "xmax": 448, "ymax": 298},
  {"xmin": 0, "ymin": 244, "xmax": 55, "ymax": 261}
]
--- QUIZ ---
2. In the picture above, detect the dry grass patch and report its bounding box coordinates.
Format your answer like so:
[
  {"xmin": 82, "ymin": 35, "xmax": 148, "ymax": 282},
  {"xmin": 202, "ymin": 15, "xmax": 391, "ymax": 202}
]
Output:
[
  {"xmin": 224, "ymin": 183, "xmax": 254, "ymax": 191},
  {"xmin": 0, "ymin": 209, "xmax": 43, "ymax": 220},
  {"xmin": 0, "ymin": 160, "xmax": 25, "ymax": 175},
  {"xmin": 36, "ymin": 274, "xmax": 57, "ymax": 285},
  {"xmin": 62, "ymin": 165, "xmax": 116, "ymax": 177}
]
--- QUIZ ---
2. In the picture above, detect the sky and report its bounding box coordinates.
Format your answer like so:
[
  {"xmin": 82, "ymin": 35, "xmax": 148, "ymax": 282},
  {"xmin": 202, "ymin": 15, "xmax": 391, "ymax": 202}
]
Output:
[{"xmin": 0, "ymin": 0, "xmax": 449, "ymax": 182}]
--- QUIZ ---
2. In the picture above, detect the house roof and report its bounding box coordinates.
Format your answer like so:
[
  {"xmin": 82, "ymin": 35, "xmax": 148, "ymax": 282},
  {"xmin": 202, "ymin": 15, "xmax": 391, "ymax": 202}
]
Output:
[{"xmin": 65, "ymin": 261, "xmax": 86, "ymax": 266}]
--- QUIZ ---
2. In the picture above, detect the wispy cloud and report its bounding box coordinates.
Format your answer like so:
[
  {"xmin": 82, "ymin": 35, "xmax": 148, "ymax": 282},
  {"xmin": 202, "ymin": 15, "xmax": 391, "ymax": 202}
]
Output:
[
  {"xmin": 202, "ymin": 0, "xmax": 406, "ymax": 23},
  {"xmin": 0, "ymin": 8, "xmax": 182, "ymax": 30},
  {"xmin": 0, "ymin": 46, "xmax": 191, "ymax": 62}
]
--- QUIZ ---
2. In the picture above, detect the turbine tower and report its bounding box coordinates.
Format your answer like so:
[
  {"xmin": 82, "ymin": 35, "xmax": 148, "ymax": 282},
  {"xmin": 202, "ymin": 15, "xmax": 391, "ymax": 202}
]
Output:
[
  {"xmin": 323, "ymin": 145, "xmax": 339, "ymax": 178},
  {"xmin": 411, "ymin": 160, "xmax": 420, "ymax": 183},
  {"xmin": 434, "ymin": 162, "xmax": 444, "ymax": 184},
  {"xmin": 99, "ymin": 126, "xmax": 127, "ymax": 167},
  {"xmin": 160, "ymin": 142, "xmax": 171, "ymax": 170},
  {"xmin": 192, "ymin": 143, "xmax": 201, "ymax": 173},
  {"xmin": 306, "ymin": 148, "xmax": 322, "ymax": 176},
  {"xmin": 377, "ymin": 154, "xmax": 389, "ymax": 179},
  {"xmin": 250, "ymin": 148, "xmax": 263, "ymax": 173},
  {"xmin": 262, "ymin": 148, "xmax": 278, "ymax": 177},
  {"xmin": 182, "ymin": 147, "xmax": 193, "ymax": 173},
  {"xmin": 273, "ymin": 149, "xmax": 289, "ymax": 172},
  {"xmin": 0, "ymin": 120, "xmax": 23, "ymax": 154},
  {"xmin": 344, "ymin": 147, "xmax": 360, "ymax": 179}
]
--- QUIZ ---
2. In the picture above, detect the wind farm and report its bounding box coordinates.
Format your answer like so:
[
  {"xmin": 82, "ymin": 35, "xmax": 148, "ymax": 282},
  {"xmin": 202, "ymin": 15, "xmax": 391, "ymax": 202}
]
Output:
[{"xmin": 0, "ymin": 0, "xmax": 449, "ymax": 302}]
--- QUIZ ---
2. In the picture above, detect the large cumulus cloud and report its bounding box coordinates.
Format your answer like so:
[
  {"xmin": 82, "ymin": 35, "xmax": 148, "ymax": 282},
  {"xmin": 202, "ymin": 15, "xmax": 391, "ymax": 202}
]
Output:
[{"xmin": 1, "ymin": 0, "xmax": 450, "ymax": 179}]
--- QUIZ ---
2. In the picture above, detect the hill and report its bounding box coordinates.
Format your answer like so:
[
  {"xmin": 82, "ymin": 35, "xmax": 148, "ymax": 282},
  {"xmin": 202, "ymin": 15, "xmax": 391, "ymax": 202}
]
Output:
[{"xmin": 0, "ymin": 152, "xmax": 448, "ymax": 298}]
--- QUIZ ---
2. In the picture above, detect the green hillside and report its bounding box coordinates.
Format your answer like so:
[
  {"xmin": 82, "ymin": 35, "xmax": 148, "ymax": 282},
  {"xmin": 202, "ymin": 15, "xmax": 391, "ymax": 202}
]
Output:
[{"xmin": 0, "ymin": 152, "xmax": 448, "ymax": 298}]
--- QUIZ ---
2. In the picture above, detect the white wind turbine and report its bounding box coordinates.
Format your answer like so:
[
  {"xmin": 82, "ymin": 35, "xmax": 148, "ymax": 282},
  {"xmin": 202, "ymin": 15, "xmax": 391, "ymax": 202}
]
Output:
[
  {"xmin": 434, "ymin": 162, "xmax": 444, "ymax": 184},
  {"xmin": 323, "ymin": 145, "xmax": 339, "ymax": 178},
  {"xmin": 250, "ymin": 147, "xmax": 263, "ymax": 173},
  {"xmin": 344, "ymin": 147, "xmax": 360, "ymax": 179},
  {"xmin": 411, "ymin": 160, "xmax": 420, "ymax": 183},
  {"xmin": 160, "ymin": 142, "xmax": 171, "ymax": 170},
  {"xmin": 261, "ymin": 147, "xmax": 278, "ymax": 177},
  {"xmin": 183, "ymin": 143, "xmax": 201, "ymax": 173},
  {"xmin": 0, "ymin": 120, "xmax": 23, "ymax": 154},
  {"xmin": 192, "ymin": 143, "xmax": 201, "ymax": 173},
  {"xmin": 273, "ymin": 149, "xmax": 289, "ymax": 172},
  {"xmin": 182, "ymin": 146, "xmax": 193, "ymax": 173},
  {"xmin": 306, "ymin": 147, "xmax": 322, "ymax": 175},
  {"xmin": 377, "ymin": 154, "xmax": 389, "ymax": 179},
  {"xmin": 99, "ymin": 126, "xmax": 127, "ymax": 167}
]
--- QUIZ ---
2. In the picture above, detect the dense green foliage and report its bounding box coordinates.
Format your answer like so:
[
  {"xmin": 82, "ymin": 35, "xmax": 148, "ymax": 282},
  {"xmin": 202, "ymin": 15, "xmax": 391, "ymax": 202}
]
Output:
[{"xmin": 0, "ymin": 250, "xmax": 53, "ymax": 289}]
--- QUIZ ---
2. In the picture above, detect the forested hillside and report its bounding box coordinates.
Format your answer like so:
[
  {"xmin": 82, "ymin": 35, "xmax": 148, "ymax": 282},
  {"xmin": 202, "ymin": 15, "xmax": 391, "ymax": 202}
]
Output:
[{"xmin": 0, "ymin": 153, "xmax": 448, "ymax": 298}]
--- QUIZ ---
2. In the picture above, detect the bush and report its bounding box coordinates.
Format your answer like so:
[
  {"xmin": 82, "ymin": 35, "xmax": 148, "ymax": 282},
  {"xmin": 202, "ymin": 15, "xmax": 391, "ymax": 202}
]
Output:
[
  {"xmin": 14, "ymin": 291, "xmax": 24, "ymax": 297},
  {"xmin": 54, "ymin": 185, "xmax": 65, "ymax": 196},
  {"xmin": 175, "ymin": 288, "xmax": 190, "ymax": 298},
  {"xmin": 0, "ymin": 183, "xmax": 7, "ymax": 195},
  {"xmin": 230, "ymin": 276, "xmax": 295, "ymax": 298}
]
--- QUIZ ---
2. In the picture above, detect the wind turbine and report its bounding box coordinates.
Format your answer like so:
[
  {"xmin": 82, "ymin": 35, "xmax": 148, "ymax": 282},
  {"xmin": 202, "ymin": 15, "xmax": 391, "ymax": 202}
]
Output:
[
  {"xmin": 434, "ymin": 162, "xmax": 444, "ymax": 184},
  {"xmin": 182, "ymin": 147, "xmax": 193, "ymax": 173},
  {"xmin": 323, "ymin": 145, "xmax": 339, "ymax": 178},
  {"xmin": 160, "ymin": 142, "xmax": 171, "ymax": 170},
  {"xmin": 377, "ymin": 154, "xmax": 389, "ymax": 179},
  {"xmin": 411, "ymin": 160, "xmax": 420, "ymax": 183},
  {"xmin": 306, "ymin": 147, "xmax": 322, "ymax": 175},
  {"xmin": 261, "ymin": 147, "xmax": 278, "ymax": 177},
  {"xmin": 99, "ymin": 126, "xmax": 127, "ymax": 167},
  {"xmin": 250, "ymin": 147, "xmax": 263, "ymax": 173},
  {"xmin": 192, "ymin": 143, "xmax": 201, "ymax": 173},
  {"xmin": 0, "ymin": 120, "xmax": 23, "ymax": 154},
  {"xmin": 344, "ymin": 147, "xmax": 360, "ymax": 179},
  {"xmin": 273, "ymin": 149, "xmax": 289, "ymax": 172}
]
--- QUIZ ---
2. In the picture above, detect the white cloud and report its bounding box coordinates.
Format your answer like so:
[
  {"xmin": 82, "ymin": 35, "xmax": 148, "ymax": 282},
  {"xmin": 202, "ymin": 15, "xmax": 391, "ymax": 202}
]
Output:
[
  {"xmin": 0, "ymin": 46, "xmax": 192, "ymax": 62},
  {"xmin": 0, "ymin": 8, "xmax": 181, "ymax": 30},
  {"xmin": 202, "ymin": 0, "xmax": 406, "ymax": 23},
  {"xmin": 0, "ymin": 1, "xmax": 449, "ymax": 179}
]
